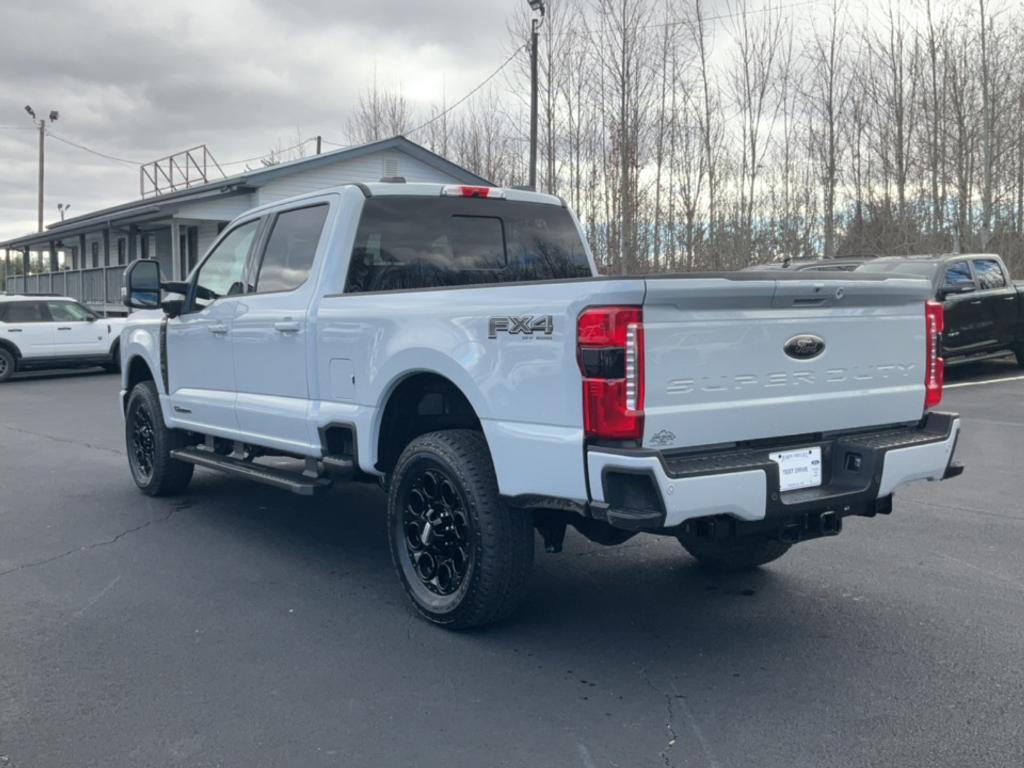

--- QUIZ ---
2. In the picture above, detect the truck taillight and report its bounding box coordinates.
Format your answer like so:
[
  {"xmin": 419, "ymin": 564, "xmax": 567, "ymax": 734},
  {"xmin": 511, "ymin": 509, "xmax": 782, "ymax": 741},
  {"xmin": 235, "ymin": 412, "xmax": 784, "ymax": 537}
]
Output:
[
  {"xmin": 577, "ymin": 306, "xmax": 644, "ymax": 440},
  {"xmin": 925, "ymin": 300, "xmax": 944, "ymax": 410}
]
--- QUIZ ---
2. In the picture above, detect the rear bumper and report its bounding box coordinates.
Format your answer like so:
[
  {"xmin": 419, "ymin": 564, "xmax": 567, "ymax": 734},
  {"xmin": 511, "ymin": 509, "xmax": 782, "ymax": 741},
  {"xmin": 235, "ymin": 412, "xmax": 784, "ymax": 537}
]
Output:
[{"xmin": 586, "ymin": 412, "xmax": 961, "ymax": 532}]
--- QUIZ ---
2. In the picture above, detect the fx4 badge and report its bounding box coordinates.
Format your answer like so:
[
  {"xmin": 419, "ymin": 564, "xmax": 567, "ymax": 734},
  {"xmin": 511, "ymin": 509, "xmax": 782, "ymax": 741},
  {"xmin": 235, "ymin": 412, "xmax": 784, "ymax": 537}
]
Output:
[{"xmin": 488, "ymin": 315, "xmax": 554, "ymax": 339}]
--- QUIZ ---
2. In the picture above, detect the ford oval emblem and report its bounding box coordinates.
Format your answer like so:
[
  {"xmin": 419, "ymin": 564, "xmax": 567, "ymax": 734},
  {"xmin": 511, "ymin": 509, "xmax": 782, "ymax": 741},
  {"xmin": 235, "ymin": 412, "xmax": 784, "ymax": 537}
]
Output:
[{"xmin": 784, "ymin": 334, "xmax": 826, "ymax": 360}]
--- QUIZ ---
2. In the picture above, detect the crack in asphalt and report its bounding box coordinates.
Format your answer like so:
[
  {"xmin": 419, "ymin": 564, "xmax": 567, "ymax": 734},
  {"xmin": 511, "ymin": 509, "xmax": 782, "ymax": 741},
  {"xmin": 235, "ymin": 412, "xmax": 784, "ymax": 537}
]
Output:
[
  {"xmin": 640, "ymin": 669, "xmax": 679, "ymax": 768},
  {"xmin": 0, "ymin": 507, "xmax": 176, "ymax": 580},
  {"xmin": 0, "ymin": 423, "xmax": 124, "ymax": 457},
  {"xmin": 661, "ymin": 693, "xmax": 679, "ymax": 768}
]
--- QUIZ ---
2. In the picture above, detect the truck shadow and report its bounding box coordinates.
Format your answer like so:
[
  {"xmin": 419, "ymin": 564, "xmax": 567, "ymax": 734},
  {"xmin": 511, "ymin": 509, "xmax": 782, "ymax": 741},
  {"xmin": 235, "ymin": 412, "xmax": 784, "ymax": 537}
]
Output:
[{"xmin": 174, "ymin": 470, "xmax": 914, "ymax": 679}]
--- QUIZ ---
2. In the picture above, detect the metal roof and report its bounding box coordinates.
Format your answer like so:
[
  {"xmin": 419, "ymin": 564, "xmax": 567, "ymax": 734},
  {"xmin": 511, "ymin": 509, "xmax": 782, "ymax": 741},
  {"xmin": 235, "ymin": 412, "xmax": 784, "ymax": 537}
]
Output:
[{"xmin": 1, "ymin": 136, "xmax": 492, "ymax": 250}]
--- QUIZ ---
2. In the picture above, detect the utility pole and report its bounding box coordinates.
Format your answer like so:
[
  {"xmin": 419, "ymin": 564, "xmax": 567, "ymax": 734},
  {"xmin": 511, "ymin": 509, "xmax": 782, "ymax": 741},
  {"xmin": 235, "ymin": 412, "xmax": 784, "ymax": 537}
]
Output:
[
  {"xmin": 527, "ymin": 0, "xmax": 545, "ymax": 191},
  {"xmin": 24, "ymin": 106, "xmax": 59, "ymax": 233}
]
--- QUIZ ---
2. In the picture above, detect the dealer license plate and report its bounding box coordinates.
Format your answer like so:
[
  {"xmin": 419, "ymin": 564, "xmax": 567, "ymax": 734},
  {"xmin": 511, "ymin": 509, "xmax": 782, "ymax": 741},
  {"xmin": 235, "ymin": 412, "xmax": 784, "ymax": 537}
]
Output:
[{"xmin": 769, "ymin": 446, "xmax": 822, "ymax": 492}]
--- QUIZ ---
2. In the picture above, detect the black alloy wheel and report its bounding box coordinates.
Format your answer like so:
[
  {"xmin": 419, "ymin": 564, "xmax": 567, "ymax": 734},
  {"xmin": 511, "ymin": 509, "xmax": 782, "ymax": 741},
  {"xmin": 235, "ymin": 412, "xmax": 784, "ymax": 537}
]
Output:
[
  {"xmin": 130, "ymin": 400, "xmax": 157, "ymax": 483},
  {"xmin": 402, "ymin": 467, "xmax": 473, "ymax": 596}
]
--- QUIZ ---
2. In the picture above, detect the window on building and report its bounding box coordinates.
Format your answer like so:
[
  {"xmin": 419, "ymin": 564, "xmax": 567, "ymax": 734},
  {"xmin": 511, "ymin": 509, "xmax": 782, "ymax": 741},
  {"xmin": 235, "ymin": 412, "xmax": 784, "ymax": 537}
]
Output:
[
  {"xmin": 117, "ymin": 239, "xmax": 126, "ymax": 265},
  {"xmin": 973, "ymin": 259, "xmax": 1006, "ymax": 290},
  {"xmin": 91, "ymin": 241, "xmax": 99, "ymax": 268},
  {"xmin": 192, "ymin": 220, "xmax": 260, "ymax": 310},
  {"xmin": 255, "ymin": 205, "xmax": 329, "ymax": 293}
]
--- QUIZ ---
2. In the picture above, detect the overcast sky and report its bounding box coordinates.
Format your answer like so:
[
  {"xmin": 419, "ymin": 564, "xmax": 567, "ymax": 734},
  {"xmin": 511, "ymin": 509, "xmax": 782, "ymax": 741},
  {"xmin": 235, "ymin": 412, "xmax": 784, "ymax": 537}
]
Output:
[{"xmin": 0, "ymin": 0, "xmax": 527, "ymax": 241}]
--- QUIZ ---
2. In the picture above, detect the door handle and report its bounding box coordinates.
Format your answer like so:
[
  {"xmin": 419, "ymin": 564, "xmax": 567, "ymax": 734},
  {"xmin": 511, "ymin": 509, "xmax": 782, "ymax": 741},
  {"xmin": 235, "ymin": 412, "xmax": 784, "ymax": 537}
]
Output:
[
  {"xmin": 208, "ymin": 323, "xmax": 229, "ymax": 335},
  {"xmin": 1004, "ymin": 297, "xmax": 1016, "ymax": 301},
  {"xmin": 274, "ymin": 320, "xmax": 301, "ymax": 334},
  {"xmin": 7, "ymin": 328, "xmax": 21, "ymax": 333},
  {"xmin": 969, "ymin": 300, "xmax": 982, "ymax": 305},
  {"xmin": 57, "ymin": 327, "xmax": 72, "ymax": 331}
]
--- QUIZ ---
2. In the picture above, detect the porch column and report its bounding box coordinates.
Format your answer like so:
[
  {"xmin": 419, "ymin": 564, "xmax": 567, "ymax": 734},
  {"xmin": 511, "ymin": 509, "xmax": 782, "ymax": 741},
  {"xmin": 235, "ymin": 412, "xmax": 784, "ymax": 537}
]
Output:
[
  {"xmin": 170, "ymin": 221, "xmax": 181, "ymax": 280},
  {"xmin": 128, "ymin": 224, "xmax": 138, "ymax": 262},
  {"xmin": 22, "ymin": 248, "xmax": 30, "ymax": 278}
]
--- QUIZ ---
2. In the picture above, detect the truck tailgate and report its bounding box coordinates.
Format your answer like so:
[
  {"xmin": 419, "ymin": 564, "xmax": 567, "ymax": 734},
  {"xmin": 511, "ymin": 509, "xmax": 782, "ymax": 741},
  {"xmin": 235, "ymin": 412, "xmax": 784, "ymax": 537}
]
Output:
[{"xmin": 641, "ymin": 276, "xmax": 933, "ymax": 450}]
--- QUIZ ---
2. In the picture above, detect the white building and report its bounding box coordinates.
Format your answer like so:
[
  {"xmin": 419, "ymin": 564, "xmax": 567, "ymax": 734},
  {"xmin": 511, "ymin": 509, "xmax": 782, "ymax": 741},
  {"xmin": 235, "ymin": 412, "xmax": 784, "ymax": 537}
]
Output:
[{"xmin": 1, "ymin": 136, "xmax": 490, "ymax": 313}]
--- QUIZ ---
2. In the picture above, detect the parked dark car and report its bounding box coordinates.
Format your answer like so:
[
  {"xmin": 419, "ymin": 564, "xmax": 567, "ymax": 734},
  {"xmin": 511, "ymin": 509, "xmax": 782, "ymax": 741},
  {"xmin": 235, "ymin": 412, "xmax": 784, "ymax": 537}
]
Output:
[{"xmin": 855, "ymin": 254, "xmax": 1024, "ymax": 366}]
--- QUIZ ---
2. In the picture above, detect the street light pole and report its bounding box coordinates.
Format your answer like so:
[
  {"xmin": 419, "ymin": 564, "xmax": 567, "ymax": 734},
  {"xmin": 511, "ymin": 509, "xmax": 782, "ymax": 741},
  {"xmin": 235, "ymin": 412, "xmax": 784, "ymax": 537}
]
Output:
[
  {"xmin": 527, "ymin": 0, "xmax": 545, "ymax": 192},
  {"xmin": 24, "ymin": 105, "xmax": 59, "ymax": 233},
  {"xmin": 36, "ymin": 119, "xmax": 44, "ymax": 232}
]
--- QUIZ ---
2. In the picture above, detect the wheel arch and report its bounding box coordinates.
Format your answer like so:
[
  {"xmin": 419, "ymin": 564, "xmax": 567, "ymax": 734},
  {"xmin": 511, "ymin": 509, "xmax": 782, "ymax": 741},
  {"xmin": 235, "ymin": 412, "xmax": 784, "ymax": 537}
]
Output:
[
  {"xmin": 122, "ymin": 355, "xmax": 157, "ymax": 413},
  {"xmin": 374, "ymin": 370, "xmax": 486, "ymax": 474},
  {"xmin": 0, "ymin": 338, "xmax": 21, "ymax": 361}
]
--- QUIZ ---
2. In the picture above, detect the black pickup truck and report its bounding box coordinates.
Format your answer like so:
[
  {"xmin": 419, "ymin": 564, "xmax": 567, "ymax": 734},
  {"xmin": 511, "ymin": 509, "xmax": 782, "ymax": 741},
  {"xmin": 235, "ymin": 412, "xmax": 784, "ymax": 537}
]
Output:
[{"xmin": 856, "ymin": 253, "xmax": 1024, "ymax": 366}]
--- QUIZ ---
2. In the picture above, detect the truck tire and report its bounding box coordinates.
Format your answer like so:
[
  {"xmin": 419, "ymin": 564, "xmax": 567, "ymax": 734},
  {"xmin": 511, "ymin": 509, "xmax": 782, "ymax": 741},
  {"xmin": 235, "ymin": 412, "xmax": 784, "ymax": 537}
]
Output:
[
  {"xmin": 125, "ymin": 380, "xmax": 194, "ymax": 496},
  {"xmin": 679, "ymin": 536, "xmax": 791, "ymax": 572},
  {"xmin": 1014, "ymin": 345, "xmax": 1024, "ymax": 368},
  {"xmin": 103, "ymin": 343, "xmax": 121, "ymax": 373},
  {"xmin": 0, "ymin": 348, "xmax": 15, "ymax": 383},
  {"xmin": 387, "ymin": 429, "xmax": 534, "ymax": 629}
]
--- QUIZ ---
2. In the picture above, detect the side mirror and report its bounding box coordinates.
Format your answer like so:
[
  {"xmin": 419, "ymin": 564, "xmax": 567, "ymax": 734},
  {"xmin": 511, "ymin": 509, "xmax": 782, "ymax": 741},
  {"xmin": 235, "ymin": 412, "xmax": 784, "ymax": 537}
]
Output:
[{"xmin": 122, "ymin": 259, "xmax": 162, "ymax": 310}]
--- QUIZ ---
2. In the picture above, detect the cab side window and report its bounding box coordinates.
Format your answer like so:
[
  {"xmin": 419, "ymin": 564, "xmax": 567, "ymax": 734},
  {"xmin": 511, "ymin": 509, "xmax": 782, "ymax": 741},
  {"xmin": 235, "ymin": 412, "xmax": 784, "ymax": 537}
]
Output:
[
  {"xmin": 973, "ymin": 259, "xmax": 1006, "ymax": 290},
  {"xmin": 942, "ymin": 261, "xmax": 975, "ymax": 291},
  {"xmin": 47, "ymin": 301, "xmax": 95, "ymax": 322},
  {"xmin": 192, "ymin": 220, "xmax": 260, "ymax": 310},
  {"xmin": 4, "ymin": 301, "xmax": 47, "ymax": 323},
  {"xmin": 254, "ymin": 204, "xmax": 329, "ymax": 294}
]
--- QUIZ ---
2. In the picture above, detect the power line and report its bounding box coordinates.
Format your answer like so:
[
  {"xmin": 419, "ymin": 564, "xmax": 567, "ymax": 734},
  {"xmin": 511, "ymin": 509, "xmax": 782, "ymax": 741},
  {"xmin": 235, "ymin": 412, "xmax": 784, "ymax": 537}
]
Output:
[
  {"xmin": 218, "ymin": 137, "xmax": 316, "ymax": 167},
  {"xmin": 47, "ymin": 132, "xmax": 141, "ymax": 165},
  {"xmin": 407, "ymin": 45, "xmax": 527, "ymax": 136},
  {"xmin": 546, "ymin": 0, "xmax": 821, "ymax": 37},
  {"xmin": 0, "ymin": 125, "xmax": 35, "ymax": 131}
]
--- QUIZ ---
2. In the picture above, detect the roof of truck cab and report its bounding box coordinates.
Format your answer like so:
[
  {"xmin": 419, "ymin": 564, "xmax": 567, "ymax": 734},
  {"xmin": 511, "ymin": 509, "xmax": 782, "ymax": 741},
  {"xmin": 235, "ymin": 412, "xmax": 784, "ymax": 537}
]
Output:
[
  {"xmin": 868, "ymin": 253, "xmax": 1002, "ymax": 263},
  {"xmin": 236, "ymin": 182, "xmax": 564, "ymax": 219}
]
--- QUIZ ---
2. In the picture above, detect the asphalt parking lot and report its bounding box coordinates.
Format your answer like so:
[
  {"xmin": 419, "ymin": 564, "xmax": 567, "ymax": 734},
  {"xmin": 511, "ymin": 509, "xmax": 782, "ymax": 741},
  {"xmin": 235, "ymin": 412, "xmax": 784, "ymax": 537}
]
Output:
[{"xmin": 1, "ymin": 363, "xmax": 1022, "ymax": 768}]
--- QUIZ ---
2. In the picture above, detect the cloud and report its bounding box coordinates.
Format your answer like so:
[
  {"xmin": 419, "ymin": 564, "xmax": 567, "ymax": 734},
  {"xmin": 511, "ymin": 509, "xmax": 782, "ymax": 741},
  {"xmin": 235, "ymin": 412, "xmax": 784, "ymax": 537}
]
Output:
[{"xmin": 0, "ymin": 0, "xmax": 521, "ymax": 241}]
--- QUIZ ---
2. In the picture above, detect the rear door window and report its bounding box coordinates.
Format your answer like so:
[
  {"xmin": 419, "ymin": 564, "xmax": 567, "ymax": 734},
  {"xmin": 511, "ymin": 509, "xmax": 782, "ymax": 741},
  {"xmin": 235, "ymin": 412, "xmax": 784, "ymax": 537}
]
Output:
[
  {"xmin": 4, "ymin": 301, "xmax": 48, "ymax": 323},
  {"xmin": 943, "ymin": 261, "xmax": 975, "ymax": 291},
  {"xmin": 255, "ymin": 204, "xmax": 329, "ymax": 293},
  {"xmin": 345, "ymin": 197, "xmax": 591, "ymax": 293},
  {"xmin": 973, "ymin": 259, "xmax": 1006, "ymax": 290}
]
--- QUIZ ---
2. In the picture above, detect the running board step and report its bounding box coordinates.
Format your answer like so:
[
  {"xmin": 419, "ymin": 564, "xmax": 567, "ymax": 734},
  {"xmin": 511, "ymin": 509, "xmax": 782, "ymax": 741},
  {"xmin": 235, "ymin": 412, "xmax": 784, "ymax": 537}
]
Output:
[
  {"xmin": 321, "ymin": 455, "xmax": 354, "ymax": 478},
  {"xmin": 170, "ymin": 448, "xmax": 332, "ymax": 496}
]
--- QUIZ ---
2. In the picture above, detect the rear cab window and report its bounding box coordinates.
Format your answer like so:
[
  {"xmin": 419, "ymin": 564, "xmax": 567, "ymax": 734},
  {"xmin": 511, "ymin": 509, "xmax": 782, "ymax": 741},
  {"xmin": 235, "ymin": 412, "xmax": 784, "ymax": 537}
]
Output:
[{"xmin": 345, "ymin": 197, "xmax": 591, "ymax": 293}]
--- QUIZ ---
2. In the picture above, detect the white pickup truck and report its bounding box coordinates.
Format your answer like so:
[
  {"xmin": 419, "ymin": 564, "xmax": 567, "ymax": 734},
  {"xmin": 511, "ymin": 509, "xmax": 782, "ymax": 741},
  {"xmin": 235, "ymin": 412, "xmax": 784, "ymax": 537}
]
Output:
[
  {"xmin": 119, "ymin": 182, "xmax": 963, "ymax": 628},
  {"xmin": 0, "ymin": 295, "xmax": 123, "ymax": 382}
]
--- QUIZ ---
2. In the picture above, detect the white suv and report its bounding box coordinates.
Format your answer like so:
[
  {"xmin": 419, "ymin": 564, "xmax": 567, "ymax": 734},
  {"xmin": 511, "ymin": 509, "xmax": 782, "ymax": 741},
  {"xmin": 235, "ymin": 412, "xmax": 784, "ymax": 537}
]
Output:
[{"xmin": 0, "ymin": 296, "xmax": 124, "ymax": 382}]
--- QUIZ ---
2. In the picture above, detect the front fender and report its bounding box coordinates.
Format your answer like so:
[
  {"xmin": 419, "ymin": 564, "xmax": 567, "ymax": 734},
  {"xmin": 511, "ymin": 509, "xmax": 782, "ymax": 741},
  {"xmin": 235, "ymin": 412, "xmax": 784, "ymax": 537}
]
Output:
[{"xmin": 121, "ymin": 324, "xmax": 164, "ymax": 396}]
